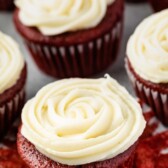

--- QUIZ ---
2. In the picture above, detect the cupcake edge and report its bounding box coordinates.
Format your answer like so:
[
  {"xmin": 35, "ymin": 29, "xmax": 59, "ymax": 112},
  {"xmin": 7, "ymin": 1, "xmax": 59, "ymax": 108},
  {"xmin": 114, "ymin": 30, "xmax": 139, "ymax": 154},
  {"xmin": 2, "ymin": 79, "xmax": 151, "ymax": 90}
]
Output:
[
  {"xmin": 0, "ymin": 64, "xmax": 27, "ymax": 139},
  {"xmin": 125, "ymin": 58, "xmax": 168, "ymax": 126}
]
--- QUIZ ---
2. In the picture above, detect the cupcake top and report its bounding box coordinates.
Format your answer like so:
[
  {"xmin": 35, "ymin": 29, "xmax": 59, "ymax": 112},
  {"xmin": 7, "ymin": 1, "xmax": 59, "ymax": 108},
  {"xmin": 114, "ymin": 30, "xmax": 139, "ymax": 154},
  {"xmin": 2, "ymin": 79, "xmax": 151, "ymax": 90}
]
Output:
[
  {"xmin": 21, "ymin": 75, "xmax": 146, "ymax": 166},
  {"xmin": 127, "ymin": 9, "xmax": 168, "ymax": 84},
  {"xmin": 0, "ymin": 31, "xmax": 24, "ymax": 94},
  {"xmin": 15, "ymin": 0, "xmax": 115, "ymax": 36}
]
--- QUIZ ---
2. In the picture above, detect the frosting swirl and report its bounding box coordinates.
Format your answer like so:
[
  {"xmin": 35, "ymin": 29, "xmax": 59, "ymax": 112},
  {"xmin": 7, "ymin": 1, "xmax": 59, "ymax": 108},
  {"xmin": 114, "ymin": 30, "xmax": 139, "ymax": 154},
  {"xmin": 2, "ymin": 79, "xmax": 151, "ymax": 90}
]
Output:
[
  {"xmin": 21, "ymin": 75, "xmax": 146, "ymax": 166},
  {"xmin": 0, "ymin": 32, "xmax": 24, "ymax": 94},
  {"xmin": 15, "ymin": 0, "xmax": 114, "ymax": 36},
  {"xmin": 127, "ymin": 9, "xmax": 168, "ymax": 83}
]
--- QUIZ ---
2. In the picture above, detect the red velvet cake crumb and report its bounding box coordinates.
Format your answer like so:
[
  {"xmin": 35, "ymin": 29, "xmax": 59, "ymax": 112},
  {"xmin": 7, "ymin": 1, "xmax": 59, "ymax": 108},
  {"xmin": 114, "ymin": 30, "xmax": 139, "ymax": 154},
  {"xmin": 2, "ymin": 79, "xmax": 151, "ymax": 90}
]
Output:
[
  {"xmin": 0, "ymin": 133, "xmax": 27, "ymax": 168},
  {"xmin": 0, "ymin": 148, "xmax": 27, "ymax": 168},
  {"xmin": 141, "ymin": 111, "xmax": 159, "ymax": 140},
  {"xmin": 134, "ymin": 131, "xmax": 168, "ymax": 168}
]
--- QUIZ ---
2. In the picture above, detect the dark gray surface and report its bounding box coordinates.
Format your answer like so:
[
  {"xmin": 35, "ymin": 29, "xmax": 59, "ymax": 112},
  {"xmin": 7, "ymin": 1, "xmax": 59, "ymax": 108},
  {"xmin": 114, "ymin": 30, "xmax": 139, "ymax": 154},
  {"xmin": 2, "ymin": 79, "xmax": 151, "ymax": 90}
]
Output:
[{"xmin": 0, "ymin": 2, "xmax": 152, "ymax": 100}]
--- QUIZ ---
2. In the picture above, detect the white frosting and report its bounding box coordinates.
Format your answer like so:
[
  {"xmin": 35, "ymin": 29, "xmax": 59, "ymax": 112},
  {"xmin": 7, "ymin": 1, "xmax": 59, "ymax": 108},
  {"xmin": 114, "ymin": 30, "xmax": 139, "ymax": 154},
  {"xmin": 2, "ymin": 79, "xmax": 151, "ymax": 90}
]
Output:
[
  {"xmin": 0, "ymin": 32, "xmax": 24, "ymax": 94},
  {"xmin": 15, "ymin": 0, "xmax": 115, "ymax": 36},
  {"xmin": 127, "ymin": 9, "xmax": 168, "ymax": 83},
  {"xmin": 21, "ymin": 75, "xmax": 146, "ymax": 166}
]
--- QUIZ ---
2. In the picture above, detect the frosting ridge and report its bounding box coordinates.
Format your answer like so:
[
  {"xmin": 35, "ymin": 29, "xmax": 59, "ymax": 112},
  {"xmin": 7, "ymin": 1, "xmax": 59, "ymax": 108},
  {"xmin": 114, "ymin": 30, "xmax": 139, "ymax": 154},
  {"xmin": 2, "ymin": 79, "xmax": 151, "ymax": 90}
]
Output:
[
  {"xmin": 0, "ymin": 32, "xmax": 24, "ymax": 94},
  {"xmin": 21, "ymin": 75, "xmax": 146, "ymax": 166},
  {"xmin": 15, "ymin": 0, "xmax": 115, "ymax": 36},
  {"xmin": 127, "ymin": 9, "xmax": 168, "ymax": 83}
]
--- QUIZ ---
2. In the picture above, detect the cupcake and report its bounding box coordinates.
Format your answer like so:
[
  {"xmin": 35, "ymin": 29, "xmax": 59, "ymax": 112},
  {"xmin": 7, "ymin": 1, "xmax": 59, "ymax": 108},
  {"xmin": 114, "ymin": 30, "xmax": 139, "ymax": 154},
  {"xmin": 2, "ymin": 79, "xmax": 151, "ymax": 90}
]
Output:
[
  {"xmin": 17, "ymin": 75, "xmax": 146, "ymax": 168},
  {"xmin": 13, "ymin": 0, "xmax": 124, "ymax": 78},
  {"xmin": 0, "ymin": 31, "xmax": 27, "ymax": 139},
  {"xmin": 149, "ymin": 0, "xmax": 168, "ymax": 12},
  {"xmin": 126, "ymin": 9, "xmax": 168, "ymax": 126},
  {"xmin": 0, "ymin": 0, "xmax": 14, "ymax": 11}
]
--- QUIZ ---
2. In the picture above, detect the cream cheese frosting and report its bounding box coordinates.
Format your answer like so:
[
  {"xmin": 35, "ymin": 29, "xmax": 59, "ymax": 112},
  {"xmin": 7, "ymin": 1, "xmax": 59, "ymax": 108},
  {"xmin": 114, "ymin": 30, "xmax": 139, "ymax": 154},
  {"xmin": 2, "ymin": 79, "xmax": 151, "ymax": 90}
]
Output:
[
  {"xmin": 127, "ymin": 9, "xmax": 168, "ymax": 84},
  {"xmin": 0, "ymin": 32, "xmax": 24, "ymax": 94},
  {"xmin": 21, "ymin": 75, "xmax": 146, "ymax": 166},
  {"xmin": 15, "ymin": 0, "xmax": 115, "ymax": 36}
]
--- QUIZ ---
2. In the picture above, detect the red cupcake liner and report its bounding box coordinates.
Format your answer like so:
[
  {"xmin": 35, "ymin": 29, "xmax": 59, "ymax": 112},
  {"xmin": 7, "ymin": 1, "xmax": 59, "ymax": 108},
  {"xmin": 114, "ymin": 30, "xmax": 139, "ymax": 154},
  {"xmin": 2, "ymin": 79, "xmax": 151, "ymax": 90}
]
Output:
[
  {"xmin": 0, "ymin": 0, "xmax": 14, "ymax": 11},
  {"xmin": 0, "ymin": 65, "xmax": 27, "ymax": 139},
  {"xmin": 0, "ymin": 88, "xmax": 25, "ymax": 139},
  {"xmin": 125, "ymin": 59, "xmax": 168, "ymax": 126},
  {"xmin": 148, "ymin": 0, "xmax": 168, "ymax": 12},
  {"xmin": 24, "ymin": 20, "xmax": 123, "ymax": 78}
]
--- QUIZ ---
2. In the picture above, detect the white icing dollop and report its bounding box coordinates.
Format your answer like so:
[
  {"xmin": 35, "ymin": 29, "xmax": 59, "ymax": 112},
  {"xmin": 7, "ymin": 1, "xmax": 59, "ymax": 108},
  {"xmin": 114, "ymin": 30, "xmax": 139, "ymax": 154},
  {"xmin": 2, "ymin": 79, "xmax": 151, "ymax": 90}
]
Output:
[
  {"xmin": 127, "ymin": 9, "xmax": 168, "ymax": 83},
  {"xmin": 15, "ymin": 0, "xmax": 115, "ymax": 36},
  {"xmin": 0, "ymin": 31, "xmax": 24, "ymax": 94},
  {"xmin": 21, "ymin": 75, "xmax": 146, "ymax": 166}
]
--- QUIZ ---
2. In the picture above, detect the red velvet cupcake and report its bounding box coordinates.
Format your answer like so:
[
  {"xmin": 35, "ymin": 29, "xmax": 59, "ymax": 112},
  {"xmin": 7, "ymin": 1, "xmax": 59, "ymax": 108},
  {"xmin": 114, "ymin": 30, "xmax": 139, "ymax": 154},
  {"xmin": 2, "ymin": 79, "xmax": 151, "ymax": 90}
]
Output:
[
  {"xmin": 17, "ymin": 75, "xmax": 146, "ymax": 168},
  {"xmin": 126, "ymin": 10, "xmax": 168, "ymax": 126},
  {"xmin": 149, "ymin": 0, "xmax": 168, "ymax": 12},
  {"xmin": 0, "ymin": 32, "xmax": 27, "ymax": 139},
  {"xmin": 14, "ymin": 0, "xmax": 124, "ymax": 78},
  {"xmin": 0, "ymin": 0, "xmax": 14, "ymax": 11}
]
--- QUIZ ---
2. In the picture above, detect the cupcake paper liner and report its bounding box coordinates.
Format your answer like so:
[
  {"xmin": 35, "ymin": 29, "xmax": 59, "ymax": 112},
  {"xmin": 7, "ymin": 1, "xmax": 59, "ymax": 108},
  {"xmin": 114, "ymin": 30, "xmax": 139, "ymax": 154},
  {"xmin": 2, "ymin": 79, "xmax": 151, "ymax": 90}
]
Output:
[
  {"xmin": 0, "ymin": 64, "xmax": 27, "ymax": 139},
  {"xmin": 148, "ymin": 0, "xmax": 168, "ymax": 12},
  {"xmin": 0, "ymin": 0, "xmax": 14, "ymax": 11},
  {"xmin": 125, "ymin": 59, "xmax": 168, "ymax": 126},
  {"xmin": 24, "ymin": 20, "xmax": 123, "ymax": 78},
  {"xmin": 0, "ymin": 87, "xmax": 25, "ymax": 138}
]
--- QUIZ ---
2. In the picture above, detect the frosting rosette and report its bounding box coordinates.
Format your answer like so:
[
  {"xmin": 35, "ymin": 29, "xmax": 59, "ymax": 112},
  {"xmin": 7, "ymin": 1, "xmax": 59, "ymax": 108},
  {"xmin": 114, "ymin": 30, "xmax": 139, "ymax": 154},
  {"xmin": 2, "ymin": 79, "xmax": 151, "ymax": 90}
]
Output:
[
  {"xmin": 127, "ymin": 9, "xmax": 168, "ymax": 83},
  {"xmin": 0, "ymin": 31, "xmax": 24, "ymax": 94},
  {"xmin": 15, "ymin": 0, "xmax": 114, "ymax": 36},
  {"xmin": 21, "ymin": 75, "xmax": 146, "ymax": 166}
]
